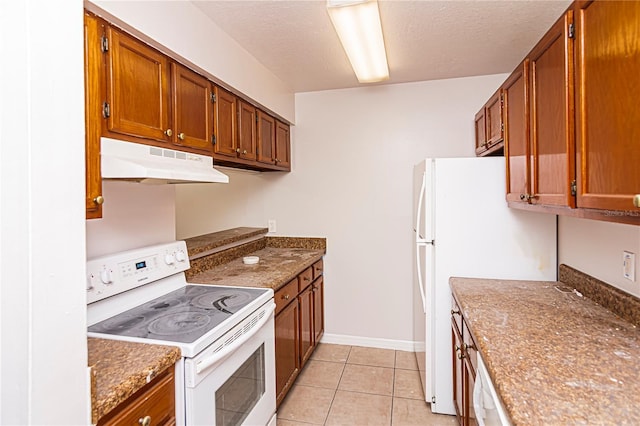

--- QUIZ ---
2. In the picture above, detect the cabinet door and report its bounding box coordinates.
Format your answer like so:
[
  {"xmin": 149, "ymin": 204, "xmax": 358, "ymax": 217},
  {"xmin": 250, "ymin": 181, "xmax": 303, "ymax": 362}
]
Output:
[
  {"xmin": 172, "ymin": 63, "xmax": 213, "ymax": 154},
  {"xmin": 84, "ymin": 12, "xmax": 104, "ymax": 219},
  {"xmin": 575, "ymin": 1, "xmax": 640, "ymax": 211},
  {"xmin": 485, "ymin": 90, "xmax": 503, "ymax": 149},
  {"xmin": 257, "ymin": 110, "xmax": 276, "ymax": 165},
  {"xmin": 474, "ymin": 109, "xmax": 487, "ymax": 155},
  {"xmin": 237, "ymin": 100, "xmax": 257, "ymax": 161},
  {"xmin": 275, "ymin": 120, "xmax": 291, "ymax": 170},
  {"xmin": 312, "ymin": 277, "xmax": 324, "ymax": 344},
  {"xmin": 299, "ymin": 284, "xmax": 314, "ymax": 367},
  {"xmin": 464, "ymin": 361, "xmax": 478, "ymax": 426},
  {"xmin": 212, "ymin": 86, "xmax": 238, "ymax": 158},
  {"xmin": 529, "ymin": 11, "xmax": 576, "ymax": 207},
  {"xmin": 275, "ymin": 300, "xmax": 300, "ymax": 407},
  {"xmin": 504, "ymin": 60, "xmax": 530, "ymax": 203},
  {"xmin": 105, "ymin": 27, "xmax": 171, "ymax": 143}
]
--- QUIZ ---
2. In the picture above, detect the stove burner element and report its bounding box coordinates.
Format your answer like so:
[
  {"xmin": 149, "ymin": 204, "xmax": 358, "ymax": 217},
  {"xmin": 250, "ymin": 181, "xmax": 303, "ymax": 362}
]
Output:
[
  {"xmin": 148, "ymin": 312, "xmax": 211, "ymax": 336},
  {"xmin": 192, "ymin": 290, "xmax": 254, "ymax": 313}
]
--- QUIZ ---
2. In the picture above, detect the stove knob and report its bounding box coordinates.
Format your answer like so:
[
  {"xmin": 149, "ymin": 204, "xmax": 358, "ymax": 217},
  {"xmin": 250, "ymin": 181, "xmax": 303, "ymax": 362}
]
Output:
[
  {"xmin": 100, "ymin": 268, "xmax": 113, "ymax": 285},
  {"xmin": 164, "ymin": 253, "xmax": 176, "ymax": 265},
  {"xmin": 175, "ymin": 250, "xmax": 187, "ymax": 262}
]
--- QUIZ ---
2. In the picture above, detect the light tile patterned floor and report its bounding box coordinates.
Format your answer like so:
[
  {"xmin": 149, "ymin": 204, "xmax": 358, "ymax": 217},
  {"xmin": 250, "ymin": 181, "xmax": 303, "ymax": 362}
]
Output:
[{"xmin": 277, "ymin": 343, "xmax": 457, "ymax": 426}]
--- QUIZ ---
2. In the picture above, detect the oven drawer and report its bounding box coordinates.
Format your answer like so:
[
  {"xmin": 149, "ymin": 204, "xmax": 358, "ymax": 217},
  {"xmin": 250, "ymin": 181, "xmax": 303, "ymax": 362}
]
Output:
[
  {"xmin": 297, "ymin": 267, "xmax": 313, "ymax": 292},
  {"xmin": 275, "ymin": 278, "xmax": 298, "ymax": 315},
  {"xmin": 99, "ymin": 368, "xmax": 175, "ymax": 426}
]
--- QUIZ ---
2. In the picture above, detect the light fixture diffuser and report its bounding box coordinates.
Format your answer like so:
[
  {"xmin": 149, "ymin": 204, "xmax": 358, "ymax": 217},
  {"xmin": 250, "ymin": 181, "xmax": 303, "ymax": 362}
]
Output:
[{"xmin": 327, "ymin": 0, "xmax": 389, "ymax": 83}]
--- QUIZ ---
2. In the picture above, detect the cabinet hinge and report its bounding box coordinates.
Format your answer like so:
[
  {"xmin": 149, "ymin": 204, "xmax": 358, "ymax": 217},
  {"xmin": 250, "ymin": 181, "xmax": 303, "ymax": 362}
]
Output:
[
  {"xmin": 570, "ymin": 179, "xmax": 577, "ymax": 196},
  {"xmin": 210, "ymin": 93, "xmax": 216, "ymax": 103},
  {"xmin": 100, "ymin": 36, "xmax": 109, "ymax": 52},
  {"xmin": 102, "ymin": 102, "xmax": 110, "ymax": 118},
  {"xmin": 568, "ymin": 23, "xmax": 575, "ymax": 39},
  {"xmin": 211, "ymin": 134, "xmax": 216, "ymax": 145},
  {"xmin": 501, "ymin": 123, "xmax": 504, "ymax": 132}
]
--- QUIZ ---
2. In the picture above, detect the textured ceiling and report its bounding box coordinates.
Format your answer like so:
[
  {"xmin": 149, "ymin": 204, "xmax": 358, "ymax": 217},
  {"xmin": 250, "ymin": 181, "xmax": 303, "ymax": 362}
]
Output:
[{"xmin": 192, "ymin": 0, "xmax": 572, "ymax": 93}]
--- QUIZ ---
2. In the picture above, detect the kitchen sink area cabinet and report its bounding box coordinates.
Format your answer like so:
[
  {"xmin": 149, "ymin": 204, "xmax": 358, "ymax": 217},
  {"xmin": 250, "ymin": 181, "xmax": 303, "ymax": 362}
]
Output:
[
  {"xmin": 299, "ymin": 281, "xmax": 314, "ymax": 366},
  {"xmin": 451, "ymin": 296, "xmax": 478, "ymax": 426},
  {"xmin": 574, "ymin": 0, "xmax": 640, "ymax": 212},
  {"xmin": 84, "ymin": 11, "xmax": 105, "ymax": 219},
  {"xmin": 97, "ymin": 367, "xmax": 176, "ymax": 426}
]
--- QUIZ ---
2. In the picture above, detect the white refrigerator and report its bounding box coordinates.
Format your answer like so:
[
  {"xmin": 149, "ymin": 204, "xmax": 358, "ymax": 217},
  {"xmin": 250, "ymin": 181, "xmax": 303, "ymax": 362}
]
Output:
[{"xmin": 412, "ymin": 157, "xmax": 557, "ymax": 415}]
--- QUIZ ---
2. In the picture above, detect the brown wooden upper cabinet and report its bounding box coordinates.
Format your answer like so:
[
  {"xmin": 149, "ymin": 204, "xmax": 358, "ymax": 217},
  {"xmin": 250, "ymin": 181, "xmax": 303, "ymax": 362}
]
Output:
[
  {"xmin": 237, "ymin": 100, "xmax": 257, "ymax": 161},
  {"xmin": 275, "ymin": 120, "xmax": 292, "ymax": 171},
  {"xmin": 504, "ymin": 11, "xmax": 576, "ymax": 207},
  {"xmin": 212, "ymin": 85, "xmax": 238, "ymax": 158},
  {"xmin": 474, "ymin": 89, "xmax": 503, "ymax": 156},
  {"xmin": 84, "ymin": 11, "xmax": 104, "ymax": 219},
  {"xmin": 171, "ymin": 63, "xmax": 214, "ymax": 154},
  {"xmin": 103, "ymin": 26, "xmax": 215, "ymax": 154},
  {"xmin": 105, "ymin": 26, "xmax": 172, "ymax": 144},
  {"xmin": 504, "ymin": 60, "xmax": 530, "ymax": 204},
  {"xmin": 574, "ymin": 0, "xmax": 640, "ymax": 212},
  {"xmin": 257, "ymin": 110, "xmax": 276, "ymax": 166}
]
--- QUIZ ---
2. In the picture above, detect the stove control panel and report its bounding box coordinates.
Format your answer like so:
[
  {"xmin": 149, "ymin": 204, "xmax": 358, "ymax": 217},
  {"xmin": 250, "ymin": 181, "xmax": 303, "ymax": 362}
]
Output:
[{"xmin": 86, "ymin": 241, "xmax": 190, "ymax": 304}]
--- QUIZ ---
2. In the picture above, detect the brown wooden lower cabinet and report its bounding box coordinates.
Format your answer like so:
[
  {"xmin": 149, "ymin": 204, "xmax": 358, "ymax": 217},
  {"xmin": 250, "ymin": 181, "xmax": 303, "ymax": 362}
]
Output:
[
  {"xmin": 275, "ymin": 259, "xmax": 325, "ymax": 407},
  {"xmin": 451, "ymin": 296, "xmax": 477, "ymax": 426},
  {"xmin": 98, "ymin": 367, "xmax": 176, "ymax": 426}
]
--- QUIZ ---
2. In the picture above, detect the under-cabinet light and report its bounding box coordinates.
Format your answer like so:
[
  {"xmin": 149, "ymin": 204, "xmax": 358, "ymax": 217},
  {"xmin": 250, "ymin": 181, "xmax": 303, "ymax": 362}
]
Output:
[{"xmin": 326, "ymin": 0, "xmax": 389, "ymax": 83}]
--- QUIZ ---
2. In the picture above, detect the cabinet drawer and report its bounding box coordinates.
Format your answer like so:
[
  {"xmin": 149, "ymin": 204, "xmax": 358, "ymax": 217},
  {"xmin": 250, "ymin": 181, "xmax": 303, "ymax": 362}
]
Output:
[
  {"xmin": 451, "ymin": 297, "xmax": 462, "ymax": 336},
  {"xmin": 100, "ymin": 369, "xmax": 175, "ymax": 426},
  {"xmin": 312, "ymin": 259, "xmax": 324, "ymax": 280},
  {"xmin": 297, "ymin": 267, "xmax": 313, "ymax": 292},
  {"xmin": 275, "ymin": 278, "xmax": 298, "ymax": 315}
]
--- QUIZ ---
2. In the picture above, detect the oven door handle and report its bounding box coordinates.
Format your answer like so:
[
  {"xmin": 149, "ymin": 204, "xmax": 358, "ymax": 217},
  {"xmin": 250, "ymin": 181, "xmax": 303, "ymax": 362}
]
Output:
[{"xmin": 196, "ymin": 302, "xmax": 276, "ymax": 375}]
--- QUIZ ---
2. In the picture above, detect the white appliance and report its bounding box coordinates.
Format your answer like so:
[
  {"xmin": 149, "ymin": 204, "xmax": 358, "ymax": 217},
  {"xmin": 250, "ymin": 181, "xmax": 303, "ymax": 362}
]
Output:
[
  {"xmin": 101, "ymin": 137, "xmax": 229, "ymax": 184},
  {"xmin": 473, "ymin": 355, "xmax": 512, "ymax": 426},
  {"xmin": 412, "ymin": 157, "xmax": 556, "ymax": 415},
  {"xmin": 87, "ymin": 241, "xmax": 276, "ymax": 426}
]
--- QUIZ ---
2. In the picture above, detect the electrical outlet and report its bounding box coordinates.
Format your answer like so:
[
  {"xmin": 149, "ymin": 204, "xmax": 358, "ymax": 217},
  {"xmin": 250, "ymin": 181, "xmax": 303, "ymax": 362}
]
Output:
[
  {"xmin": 623, "ymin": 251, "xmax": 635, "ymax": 281},
  {"xmin": 268, "ymin": 219, "xmax": 276, "ymax": 233}
]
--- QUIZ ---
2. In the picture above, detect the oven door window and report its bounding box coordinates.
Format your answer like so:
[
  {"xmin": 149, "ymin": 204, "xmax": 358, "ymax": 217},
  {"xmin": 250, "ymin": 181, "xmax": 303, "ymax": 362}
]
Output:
[{"xmin": 215, "ymin": 344, "xmax": 266, "ymax": 426}]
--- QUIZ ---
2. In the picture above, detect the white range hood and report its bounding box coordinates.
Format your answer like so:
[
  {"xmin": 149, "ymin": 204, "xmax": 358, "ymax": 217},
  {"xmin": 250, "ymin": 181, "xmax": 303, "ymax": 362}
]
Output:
[{"xmin": 100, "ymin": 137, "xmax": 229, "ymax": 184}]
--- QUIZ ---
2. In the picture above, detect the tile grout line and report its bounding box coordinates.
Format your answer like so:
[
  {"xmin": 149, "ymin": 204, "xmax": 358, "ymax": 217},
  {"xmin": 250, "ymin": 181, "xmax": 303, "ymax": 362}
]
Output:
[{"xmin": 321, "ymin": 345, "xmax": 352, "ymax": 425}]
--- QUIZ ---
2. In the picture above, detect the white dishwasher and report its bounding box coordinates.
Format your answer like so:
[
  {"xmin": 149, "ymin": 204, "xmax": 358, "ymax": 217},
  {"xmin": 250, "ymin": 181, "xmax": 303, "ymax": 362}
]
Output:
[{"xmin": 473, "ymin": 355, "xmax": 512, "ymax": 426}]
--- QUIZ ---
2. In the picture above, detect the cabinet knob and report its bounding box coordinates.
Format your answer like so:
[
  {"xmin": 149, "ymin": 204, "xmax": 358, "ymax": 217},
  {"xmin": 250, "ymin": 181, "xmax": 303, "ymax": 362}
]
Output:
[
  {"xmin": 93, "ymin": 195, "xmax": 104, "ymax": 205},
  {"xmin": 164, "ymin": 129, "xmax": 173, "ymax": 137},
  {"xmin": 243, "ymin": 150, "xmax": 247, "ymax": 154},
  {"xmin": 275, "ymin": 158, "xmax": 279, "ymax": 163},
  {"xmin": 282, "ymin": 294, "xmax": 290, "ymax": 300},
  {"xmin": 634, "ymin": 194, "xmax": 640, "ymax": 208},
  {"xmin": 457, "ymin": 352, "xmax": 466, "ymax": 360},
  {"xmin": 236, "ymin": 148, "xmax": 241, "ymax": 153},
  {"xmin": 138, "ymin": 416, "xmax": 151, "ymax": 426},
  {"xmin": 451, "ymin": 309, "xmax": 460, "ymax": 316},
  {"xmin": 178, "ymin": 132, "xmax": 185, "ymax": 140}
]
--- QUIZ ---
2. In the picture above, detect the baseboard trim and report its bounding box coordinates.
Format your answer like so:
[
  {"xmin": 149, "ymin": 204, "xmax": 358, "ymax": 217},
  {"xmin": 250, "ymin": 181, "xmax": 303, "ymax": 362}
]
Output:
[{"xmin": 320, "ymin": 333, "xmax": 416, "ymax": 352}]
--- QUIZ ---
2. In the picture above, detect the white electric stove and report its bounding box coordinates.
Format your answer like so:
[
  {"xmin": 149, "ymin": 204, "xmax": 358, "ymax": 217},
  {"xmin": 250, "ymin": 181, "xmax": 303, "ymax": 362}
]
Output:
[{"xmin": 87, "ymin": 241, "xmax": 276, "ymax": 426}]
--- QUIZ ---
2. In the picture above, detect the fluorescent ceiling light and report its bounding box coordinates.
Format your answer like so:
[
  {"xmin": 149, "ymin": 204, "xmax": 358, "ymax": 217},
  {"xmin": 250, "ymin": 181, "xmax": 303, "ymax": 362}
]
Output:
[{"xmin": 327, "ymin": 0, "xmax": 389, "ymax": 83}]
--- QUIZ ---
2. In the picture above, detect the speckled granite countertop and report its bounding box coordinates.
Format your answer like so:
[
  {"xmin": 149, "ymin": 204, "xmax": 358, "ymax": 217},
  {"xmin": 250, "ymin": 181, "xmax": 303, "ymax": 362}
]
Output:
[
  {"xmin": 88, "ymin": 338, "xmax": 181, "ymax": 423},
  {"xmin": 450, "ymin": 277, "xmax": 640, "ymax": 425},
  {"xmin": 184, "ymin": 227, "xmax": 268, "ymax": 258},
  {"xmin": 188, "ymin": 246, "xmax": 324, "ymax": 290}
]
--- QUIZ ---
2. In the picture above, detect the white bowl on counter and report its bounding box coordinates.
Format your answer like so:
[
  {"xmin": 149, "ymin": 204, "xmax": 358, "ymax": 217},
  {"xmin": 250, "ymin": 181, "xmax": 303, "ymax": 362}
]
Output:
[{"xmin": 243, "ymin": 256, "xmax": 259, "ymax": 265}]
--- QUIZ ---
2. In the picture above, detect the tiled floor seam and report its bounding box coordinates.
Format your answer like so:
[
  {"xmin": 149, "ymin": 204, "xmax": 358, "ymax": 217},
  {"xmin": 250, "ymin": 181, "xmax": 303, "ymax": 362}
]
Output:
[{"xmin": 321, "ymin": 345, "xmax": 351, "ymax": 425}]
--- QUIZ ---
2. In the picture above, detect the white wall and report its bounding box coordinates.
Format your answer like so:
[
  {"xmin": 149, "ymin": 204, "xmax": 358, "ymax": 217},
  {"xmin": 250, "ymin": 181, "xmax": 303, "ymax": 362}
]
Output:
[
  {"xmin": 0, "ymin": 0, "xmax": 88, "ymax": 424},
  {"xmin": 86, "ymin": 182, "xmax": 176, "ymax": 258},
  {"xmin": 176, "ymin": 74, "xmax": 508, "ymax": 347},
  {"xmin": 559, "ymin": 216, "xmax": 640, "ymax": 297},
  {"xmin": 88, "ymin": 0, "xmax": 295, "ymax": 123}
]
